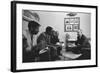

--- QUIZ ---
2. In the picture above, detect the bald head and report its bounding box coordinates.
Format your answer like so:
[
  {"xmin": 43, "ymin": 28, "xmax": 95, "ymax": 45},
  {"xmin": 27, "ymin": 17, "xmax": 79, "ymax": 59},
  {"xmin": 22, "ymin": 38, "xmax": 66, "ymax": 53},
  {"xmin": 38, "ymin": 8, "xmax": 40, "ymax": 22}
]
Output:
[{"xmin": 77, "ymin": 29, "xmax": 83, "ymax": 37}]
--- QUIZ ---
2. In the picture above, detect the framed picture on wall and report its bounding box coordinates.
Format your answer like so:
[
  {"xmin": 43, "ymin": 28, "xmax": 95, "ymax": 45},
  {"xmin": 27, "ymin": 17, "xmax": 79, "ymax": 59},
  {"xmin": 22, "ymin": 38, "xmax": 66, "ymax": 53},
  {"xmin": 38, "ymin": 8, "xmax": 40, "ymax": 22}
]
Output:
[
  {"xmin": 64, "ymin": 17, "xmax": 80, "ymax": 32},
  {"xmin": 65, "ymin": 18, "xmax": 70, "ymax": 24},
  {"xmin": 73, "ymin": 25, "xmax": 79, "ymax": 31},
  {"xmin": 11, "ymin": 1, "xmax": 98, "ymax": 72},
  {"xmin": 65, "ymin": 25, "xmax": 73, "ymax": 31}
]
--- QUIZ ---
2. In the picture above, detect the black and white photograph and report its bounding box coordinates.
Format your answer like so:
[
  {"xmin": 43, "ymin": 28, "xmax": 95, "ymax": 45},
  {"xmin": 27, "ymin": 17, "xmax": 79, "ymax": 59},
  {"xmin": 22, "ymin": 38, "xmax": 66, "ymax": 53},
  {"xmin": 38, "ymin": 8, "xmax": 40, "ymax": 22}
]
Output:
[
  {"xmin": 22, "ymin": 10, "xmax": 91, "ymax": 62},
  {"xmin": 11, "ymin": 1, "xmax": 97, "ymax": 72}
]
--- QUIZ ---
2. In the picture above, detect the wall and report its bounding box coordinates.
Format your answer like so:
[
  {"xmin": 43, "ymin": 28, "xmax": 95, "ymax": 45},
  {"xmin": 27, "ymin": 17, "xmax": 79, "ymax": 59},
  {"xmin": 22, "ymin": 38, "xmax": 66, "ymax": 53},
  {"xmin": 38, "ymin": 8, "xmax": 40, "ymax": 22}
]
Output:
[{"xmin": 23, "ymin": 11, "xmax": 91, "ymax": 42}]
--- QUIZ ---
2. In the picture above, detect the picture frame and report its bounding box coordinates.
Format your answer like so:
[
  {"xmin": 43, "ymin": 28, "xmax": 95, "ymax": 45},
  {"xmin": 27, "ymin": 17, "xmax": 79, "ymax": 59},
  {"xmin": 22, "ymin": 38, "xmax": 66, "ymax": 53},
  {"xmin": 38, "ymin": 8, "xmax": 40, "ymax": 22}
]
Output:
[
  {"xmin": 11, "ymin": 1, "xmax": 98, "ymax": 72},
  {"xmin": 64, "ymin": 17, "xmax": 80, "ymax": 32}
]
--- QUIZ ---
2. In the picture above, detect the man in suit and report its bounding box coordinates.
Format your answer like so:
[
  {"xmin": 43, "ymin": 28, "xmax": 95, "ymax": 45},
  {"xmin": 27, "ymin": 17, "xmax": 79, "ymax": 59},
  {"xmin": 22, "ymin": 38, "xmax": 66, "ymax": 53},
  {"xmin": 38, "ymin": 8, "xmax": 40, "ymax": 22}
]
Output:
[
  {"xmin": 37, "ymin": 26, "xmax": 60, "ymax": 61},
  {"xmin": 73, "ymin": 29, "xmax": 90, "ymax": 54}
]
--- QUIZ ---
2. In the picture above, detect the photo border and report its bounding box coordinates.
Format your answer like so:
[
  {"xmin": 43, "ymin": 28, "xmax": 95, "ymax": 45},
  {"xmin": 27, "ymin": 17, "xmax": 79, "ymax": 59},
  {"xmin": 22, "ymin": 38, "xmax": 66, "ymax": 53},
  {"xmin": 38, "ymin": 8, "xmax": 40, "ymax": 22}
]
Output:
[{"xmin": 11, "ymin": 1, "xmax": 98, "ymax": 72}]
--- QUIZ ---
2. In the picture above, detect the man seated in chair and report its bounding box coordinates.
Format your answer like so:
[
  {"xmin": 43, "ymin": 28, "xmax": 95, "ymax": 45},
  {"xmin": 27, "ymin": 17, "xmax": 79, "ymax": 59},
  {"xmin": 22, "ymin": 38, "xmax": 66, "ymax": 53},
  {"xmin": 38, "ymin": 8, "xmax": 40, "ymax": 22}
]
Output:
[
  {"xmin": 72, "ymin": 29, "xmax": 91, "ymax": 59},
  {"xmin": 37, "ymin": 26, "xmax": 60, "ymax": 61}
]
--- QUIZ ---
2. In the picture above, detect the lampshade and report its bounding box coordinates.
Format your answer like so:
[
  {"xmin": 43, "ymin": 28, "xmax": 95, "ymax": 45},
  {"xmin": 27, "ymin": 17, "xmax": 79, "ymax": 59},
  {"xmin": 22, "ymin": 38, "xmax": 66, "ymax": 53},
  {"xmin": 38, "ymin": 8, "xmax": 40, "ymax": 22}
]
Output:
[{"xmin": 67, "ymin": 12, "xmax": 77, "ymax": 16}]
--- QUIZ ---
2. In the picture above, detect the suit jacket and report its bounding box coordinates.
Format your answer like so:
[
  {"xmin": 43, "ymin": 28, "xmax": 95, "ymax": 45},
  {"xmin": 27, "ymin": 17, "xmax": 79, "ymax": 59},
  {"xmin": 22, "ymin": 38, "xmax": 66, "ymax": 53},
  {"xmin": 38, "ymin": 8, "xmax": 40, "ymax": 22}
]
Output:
[{"xmin": 75, "ymin": 34, "xmax": 90, "ymax": 48}]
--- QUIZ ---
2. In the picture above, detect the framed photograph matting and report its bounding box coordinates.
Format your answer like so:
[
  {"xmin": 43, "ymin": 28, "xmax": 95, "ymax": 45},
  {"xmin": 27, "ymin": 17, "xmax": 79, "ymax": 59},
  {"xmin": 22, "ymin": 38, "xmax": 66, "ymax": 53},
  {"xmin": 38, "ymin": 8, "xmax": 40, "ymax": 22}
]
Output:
[{"xmin": 11, "ymin": 1, "xmax": 98, "ymax": 72}]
